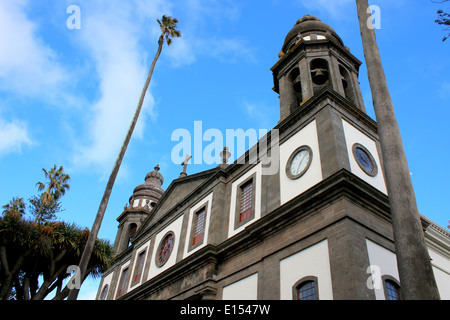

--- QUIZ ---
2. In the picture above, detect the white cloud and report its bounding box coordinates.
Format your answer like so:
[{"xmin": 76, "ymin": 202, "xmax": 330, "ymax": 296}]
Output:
[
  {"xmin": 208, "ymin": 38, "xmax": 256, "ymax": 64},
  {"xmin": 70, "ymin": 0, "xmax": 253, "ymax": 172},
  {"xmin": 166, "ymin": 36, "xmax": 255, "ymax": 67},
  {"xmin": 243, "ymin": 101, "xmax": 277, "ymax": 131},
  {"xmin": 0, "ymin": 116, "xmax": 32, "ymax": 156},
  {"xmin": 165, "ymin": 36, "xmax": 197, "ymax": 67},
  {"xmin": 0, "ymin": 0, "xmax": 256, "ymax": 173},
  {"xmin": 0, "ymin": 0, "xmax": 69, "ymax": 101},
  {"xmin": 71, "ymin": 1, "xmax": 164, "ymax": 172},
  {"xmin": 163, "ymin": 0, "xmax": 253, "ymax": 67}
]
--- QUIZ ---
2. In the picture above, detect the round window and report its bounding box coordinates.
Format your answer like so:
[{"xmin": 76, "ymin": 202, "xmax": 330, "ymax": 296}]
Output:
[
  {"xmin": 156, "ymin": 231, "xmax": 175, "ymax": 267},
  {"xmin": 352, "ymin": 143, "xmax": 378, "ymax": 177}
]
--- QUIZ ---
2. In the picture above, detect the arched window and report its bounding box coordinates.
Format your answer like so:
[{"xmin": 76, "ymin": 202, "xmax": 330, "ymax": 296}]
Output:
[
  {"xmin": 383, "ymin": 276, "xmax": 401, "ymax": 300},
  {"xmin": 117, "ymin": 267, "xmax": 129, "ymax": 298},
  {"xmin": 288, "ymin": 42, "xmax": 296, "ymax": 52},
  {"xmin": 127, "ymin": 223, "xmax": 137, "ymax": 247},
  {"xmin": 289, "ymin": 67, "xmax": 303, "ymax": 109},
  {"xmin": 239, "ymin": 179, "xmax": 253, "ymax": 223},
  {"xmin": 192, "ymin": 207, "xmax": 206, "ymax": 246},
  {"xmin": 339, "ymin": 65, "xmax": 356, "ymax": 104},
  {"xmin": 310, "ymin": 58, "xmax": 329, "ymax": 93},
  {"xmin": 132, "ymin": 250, "xmax": 146, "ymax": 285},
  {"xmin": 100, "ymin": 284, "xmax": 108, "ymax": 300},
  {"xmin": 293, "ymin": 276, "xmax": 319, "ymax": 300}
]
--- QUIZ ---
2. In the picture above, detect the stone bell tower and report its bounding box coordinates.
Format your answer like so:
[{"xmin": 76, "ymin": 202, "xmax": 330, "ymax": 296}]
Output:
[
  {"xmin": 113, "ymin": 165, "xmax": 164, "ymax": 254},
  {"xmin": 272, "ymin": 15, "xmax": 366, "ymax": 121}
]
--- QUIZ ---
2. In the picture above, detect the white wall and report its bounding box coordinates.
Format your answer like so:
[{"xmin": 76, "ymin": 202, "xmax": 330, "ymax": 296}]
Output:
[
  {"xmin": 98, "ymin": 270, "xmax": 114, "ymax": 300},
  {"xmin": 222, "ymin": 273, "xmax": 258, "ymax": 300},
  {"xmin": 366, "ymin": 239, "xmax": 399, "ymax": 300},
  {"xmin": 279, "ymin": 239, "xmax": 333, "ymax": 300},
  {"xmin": 147, "ymin": 215, "xmax": 184, "ymax": 280},
  {"xmin": 428, "ymin": 248, "xmax": 450, "ymax": 299},
  {"xmin": 342, "ymin": 119, "xmax": 387, "ymax": 194},
  {"xmin": 228, "ymin": 163, "xmax": 262, "ymax": 238},
  {"xmin": 279, "ymin": 120, "xmax": 323, "ymax": 205}
]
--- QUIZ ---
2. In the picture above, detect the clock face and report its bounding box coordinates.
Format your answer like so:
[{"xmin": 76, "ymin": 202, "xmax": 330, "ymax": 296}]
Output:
[
  {"xmin": 354, "ymin": 147, "xmax": 372, "ymax": 172},
  {"xmin": 352, "ymin": 143, "xmax": 378, "ymax": 177},
  {"xmin": 291, "ymin": 150, "xmax": 310, "ymax": 175},
  {"xmin": 286, "ymin": 146, "xmax": 312, "ymax": 180}
]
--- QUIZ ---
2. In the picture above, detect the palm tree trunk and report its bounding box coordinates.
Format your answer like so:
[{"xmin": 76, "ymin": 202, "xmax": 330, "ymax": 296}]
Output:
[
  {"xmin": 67, "ymin": 35, "xmax": 165, "ymax": 300},
  {"xmin": 23, "ymin": 274, "xmax": 31, "ymax": 300},
  {"xmin": 355, "ymin": 0, "xmax": 440, "ymax": 299},
  {"xmin": 33, "ymin": 191, "xmax": 48, "ymax": 224}
]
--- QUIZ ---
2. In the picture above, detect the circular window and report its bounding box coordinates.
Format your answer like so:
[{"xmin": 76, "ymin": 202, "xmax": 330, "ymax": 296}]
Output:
[
  {"xmin": 286, "ymin": 146, "xmax": 313, "ymax": 180},
  {"xmin": 352, "ymin": 143, "xmax": 378, "ymax": 177},
  {"xmin": 156, "ymin": 231, "xmax": 175, "ymax": 267}
]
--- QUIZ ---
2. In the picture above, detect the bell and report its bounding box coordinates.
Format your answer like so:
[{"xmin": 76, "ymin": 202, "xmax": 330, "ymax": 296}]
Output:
[
  {"xmin": 312, "ymin": 68, "xmax": 328, "ymax": 85},
  {"xmin": 292, "ymin": 75, "xmax": 302, "ymax": 92},
  {"xmin": 341, "ymin": 76, "xmax": 348, "ymax": 89}
]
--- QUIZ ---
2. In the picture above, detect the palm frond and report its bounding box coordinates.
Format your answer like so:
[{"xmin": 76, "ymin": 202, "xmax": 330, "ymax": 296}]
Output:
[
  {"xmin": 157, "ymin": 15, "xmax": 181, "ymax": 46},
  {"xmin": 36, "ymin": 182, "xmax": 45, "ymax": 192}
]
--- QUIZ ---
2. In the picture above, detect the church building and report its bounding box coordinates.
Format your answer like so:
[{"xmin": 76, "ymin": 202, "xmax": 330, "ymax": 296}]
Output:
[{"xmin": 96, "ymin": 15, "xmax": 450, "ymax": 300}]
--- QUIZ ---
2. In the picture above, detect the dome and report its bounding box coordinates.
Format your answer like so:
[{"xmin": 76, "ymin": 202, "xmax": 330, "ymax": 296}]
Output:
[
  {"xmin": 144, "ymin": 164, "xmax": 164, "ymax": 187},
  {"xmin": 281, "ymin": 15, "xmax": 344, "ymax": 53},
  {"xmin": 129, "ymin": 165, "xmax": 164, "ymax": 207}
]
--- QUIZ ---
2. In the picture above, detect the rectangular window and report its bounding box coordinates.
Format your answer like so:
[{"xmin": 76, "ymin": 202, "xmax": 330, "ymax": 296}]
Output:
[
  {"xmin": 117, "ymin": 267, "xmax": 128, "ymax": 298},
  {"xmin": 133, "ymin": 251, "xmax": 146, "ymax": 284},
  {"xmin": 239, "ymin": 179, "xmax": 253, "ymax": 222},
  {"xmin": 233, "ymin": 173, "xmax": 257, "ymax": 231},
  {"xmin": 192, "ymin": 207, "xmax": 206, "ymax": 245}
]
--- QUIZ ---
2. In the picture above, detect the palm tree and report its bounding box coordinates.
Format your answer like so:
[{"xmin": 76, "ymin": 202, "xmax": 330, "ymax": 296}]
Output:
[
  {"xmin": 355, "ymin": 0, "xmax": 440, "ymax": 299},
  {"xmin": 67, "ymin": 15, "xmax": 181, "ymax": 300},
  {"xmin": 2, "ymin": 197, "xmax": 26, "ymax": 217},
  {"xmin": 0, "ymin": 210, "xmax": 114, "ymax": 300},
  {"xmin": 34, "ymin": 165, "xmax": 70, "ymax": 224}
]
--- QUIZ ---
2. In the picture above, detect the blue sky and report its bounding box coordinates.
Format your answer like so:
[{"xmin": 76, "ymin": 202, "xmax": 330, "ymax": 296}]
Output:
[{"xmin": 0, "ymin": 0, "xmax": 449, "ymax": 299}]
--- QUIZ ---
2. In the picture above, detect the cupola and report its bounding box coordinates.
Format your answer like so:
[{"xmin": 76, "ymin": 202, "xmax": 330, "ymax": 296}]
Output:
[
  {"xmin": 114, "ymin": 165, "xmax": 165, "ymax": 253},
  {"xmin": 272, "ymin": 15, "xmax": 366, "ymax": 121},
  {"xmin": 128, "ymin": 164, "xmax": 164, "ymax": 211}
]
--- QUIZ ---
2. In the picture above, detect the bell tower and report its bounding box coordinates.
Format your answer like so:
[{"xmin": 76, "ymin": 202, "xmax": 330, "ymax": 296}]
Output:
[
  {"xmin": 272, "ymin": 15, "xmax": 366, "ymax": 121},
  {"xmin": 114, "ymin": 165, "xmax": 165, "ymax": 253}
]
